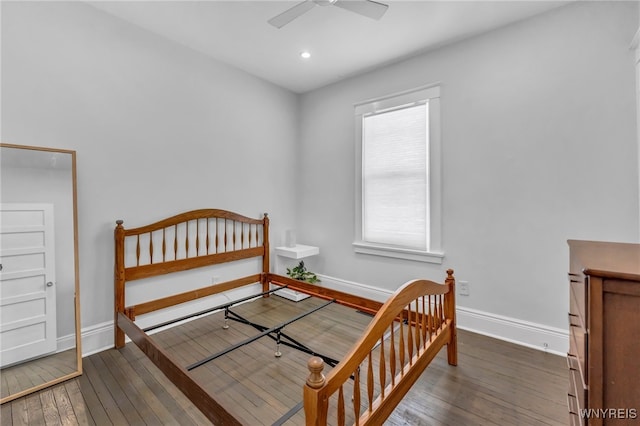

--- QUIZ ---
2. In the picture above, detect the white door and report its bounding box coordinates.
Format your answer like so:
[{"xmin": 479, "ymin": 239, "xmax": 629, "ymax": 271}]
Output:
[{"xmin": 0, "ymin": 203, "xmax": 57, "ymax": 367}]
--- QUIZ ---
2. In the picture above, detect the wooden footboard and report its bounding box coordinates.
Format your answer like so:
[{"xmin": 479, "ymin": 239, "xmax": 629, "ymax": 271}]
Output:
[{"xmin": 302, "ymin": 270, "xmax": 457, "ymax": 426}]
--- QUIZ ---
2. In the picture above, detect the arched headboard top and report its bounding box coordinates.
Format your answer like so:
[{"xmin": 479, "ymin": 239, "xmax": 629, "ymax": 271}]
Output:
[
  {"xmin": 117, "ymin": 209, "xmax": 268, "ymax": 236},
  {"xmin": 114, "ymin": 209, "xmax": 270, "ymax": 282}
]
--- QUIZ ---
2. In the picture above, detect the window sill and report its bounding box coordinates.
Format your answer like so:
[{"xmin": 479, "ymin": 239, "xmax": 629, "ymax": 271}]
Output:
[{"xmin": 352, "ymin": 242, "xmax": 444, "ymax": 264}]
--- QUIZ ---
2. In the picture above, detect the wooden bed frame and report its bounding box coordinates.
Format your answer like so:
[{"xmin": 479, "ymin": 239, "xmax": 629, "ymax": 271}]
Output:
[{"xmin": 114, "ymin": 209, "xmax": 457, "ymax": 425}]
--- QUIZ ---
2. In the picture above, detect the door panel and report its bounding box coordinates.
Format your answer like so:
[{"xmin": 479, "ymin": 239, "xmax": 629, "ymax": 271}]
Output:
[
  {"xmin": 1, "ymin": 275, "xmax": 46, "ymax": 298},
  {"xmin": 0, "ymin": 204, "xmax": 56, "ymax": 367}
]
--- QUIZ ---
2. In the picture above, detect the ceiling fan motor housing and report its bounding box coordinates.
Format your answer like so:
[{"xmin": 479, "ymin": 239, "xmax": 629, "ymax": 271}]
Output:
[{"xmin": 269, "ymin": 0, "xmax": 388, "ymax": 29}]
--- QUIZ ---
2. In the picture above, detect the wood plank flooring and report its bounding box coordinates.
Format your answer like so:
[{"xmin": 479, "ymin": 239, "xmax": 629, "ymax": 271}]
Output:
[
  {"xmin": 0, "ymin": 295, "xmax": 568, "ymax": 425},
  {"xmin": 2, "ymin": 349, "xmax": 78, "ymax": 399}
]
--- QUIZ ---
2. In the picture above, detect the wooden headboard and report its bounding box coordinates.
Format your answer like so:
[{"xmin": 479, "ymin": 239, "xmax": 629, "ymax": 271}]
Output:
[{"xmin": 114, "ymin": 209, "xmax": 270, "ymax": 348}]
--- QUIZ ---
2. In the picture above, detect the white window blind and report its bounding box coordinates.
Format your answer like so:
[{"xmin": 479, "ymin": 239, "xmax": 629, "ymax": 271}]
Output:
[
  {"xmin": 354, "ymin": 84, "xmax": 443, "ymax": 263},
  {"xmin": 362, "ymin": 102, "xmax": 428, "ymax": 250}
]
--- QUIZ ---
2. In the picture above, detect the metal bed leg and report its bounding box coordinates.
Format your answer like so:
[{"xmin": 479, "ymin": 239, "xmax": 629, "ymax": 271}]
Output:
[
  {"xmin": 223, "ymin": 307, "xmax": 230, "ymax": 330},
  {"xmin": 274, "ymin": 330, "xmax": 282, "ymax": 357}
]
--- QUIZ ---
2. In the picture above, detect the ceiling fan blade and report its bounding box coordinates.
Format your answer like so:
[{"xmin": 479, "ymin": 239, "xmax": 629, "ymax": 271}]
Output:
[
  {"xmin": 268, "ymin": 1, "xmax": 317, "ymax": 28},
  {"xmin": 333, "ymin": 0, "xmax": 388, "ymax": 20}
]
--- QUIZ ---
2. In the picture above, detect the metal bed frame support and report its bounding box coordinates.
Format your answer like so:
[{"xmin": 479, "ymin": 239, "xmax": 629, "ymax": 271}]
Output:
[
  {"xmin": 142, "ymin": 285, "xmax": 288, "ymax": 333},
  {"xmin": 186, "ymin": 299, "xmax": 336, "ymax": 371},
  {"xmin": 223, "ymin": 307, "xmax": 342, "ymax": 368}
]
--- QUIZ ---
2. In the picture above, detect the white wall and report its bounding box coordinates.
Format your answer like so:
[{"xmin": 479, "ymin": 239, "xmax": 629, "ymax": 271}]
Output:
[
  {"xmin": 1, "ymin": 2, "xmax": 300, "ymax": 353},
  {"xmin": 297, "ymin": 1, "xmax": 639, "ymax": 350}
]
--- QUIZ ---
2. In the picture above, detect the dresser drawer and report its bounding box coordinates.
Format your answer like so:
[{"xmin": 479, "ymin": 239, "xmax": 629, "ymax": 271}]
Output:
[
  {"xmin": 568, "ymin": 411, "xmax": 582, "ymax": 426},
  {"xmin": 567, "ymin": 392, "xmax": 578, "ymax": 414},
  {"xmin": 568, "ymin": 273, "xmax": 586, "ymax": 328},
  {"xmin": 567, "ymin": 354, "xmax": 586, "ymax": 417},
  {"xmin": 568, "ymin": 314, "xmax": 587, "ymax": 385},
  {"xmin": 567, "ymin": 394, "xmax": 584, "ymax": 426}
]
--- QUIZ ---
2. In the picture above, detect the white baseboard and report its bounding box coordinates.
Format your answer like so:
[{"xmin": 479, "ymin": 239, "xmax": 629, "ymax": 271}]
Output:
[
  {"xmin": 316, "ymin": 274, "xmax": 393, "ymax": 302},
  {"xmin": 316, "ymin": 274, "xmax": 569, "ymax": 356},
  {"xmin": 456, "ymin": 306, "xmax": 568, "ymax": 356},
  {"xmin": 79, "ymin": 275, "xmax": 569, "ymax": 357},
  {"xmin": 56, "ymin": 332, "xmax": 77, "ymax": 353},
  {"xmin": 81, "ymin": 320, "xmax": 115, "ymax": 357}
]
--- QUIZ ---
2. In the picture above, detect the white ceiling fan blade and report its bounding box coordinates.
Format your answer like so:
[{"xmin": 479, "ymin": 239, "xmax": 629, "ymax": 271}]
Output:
[
  {"xmin": 333, "ymin": 0, "xmax": 389, "ymax": 20},
  {"xmin": 268, "ymin": 1, "xmax": 317, "ymax": 28}
]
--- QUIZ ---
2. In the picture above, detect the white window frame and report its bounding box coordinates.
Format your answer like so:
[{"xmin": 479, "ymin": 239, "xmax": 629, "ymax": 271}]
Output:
[{"xmin": 353, "ymin": 84, "xmax": 443, "ymax": 264}]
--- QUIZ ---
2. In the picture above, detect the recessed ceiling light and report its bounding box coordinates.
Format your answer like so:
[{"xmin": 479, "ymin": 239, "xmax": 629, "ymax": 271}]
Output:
[{"xmin": 300, "ymin": 51, "xmax": 311, "ymax": 59}]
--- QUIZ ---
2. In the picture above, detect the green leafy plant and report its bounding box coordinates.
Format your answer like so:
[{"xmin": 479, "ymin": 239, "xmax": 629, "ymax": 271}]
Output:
[{"xmin": 286, "ymin": 260, "xmax": 320, "ymax": 284}]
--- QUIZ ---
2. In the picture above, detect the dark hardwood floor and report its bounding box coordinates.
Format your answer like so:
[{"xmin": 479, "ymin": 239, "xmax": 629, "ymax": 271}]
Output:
[
  {"xmin": 0, "ymin": 296, "xmax": 568, "ymax": 425},
  {"xmin": 2, "ymin": 349, "xmax": 78, "ymax": 400}
]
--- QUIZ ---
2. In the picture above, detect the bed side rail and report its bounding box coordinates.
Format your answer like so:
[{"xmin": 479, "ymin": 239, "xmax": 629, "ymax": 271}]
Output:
[
  {"xmin": 267, "ymin": 273, "xmax": 384, "ymax": 315},
  {"xmin": 116, "ymin": 312, "xmax": 242, "ymax": 425},
  {"xmin": 303, "ymin": 269, "xmax": 456, "ymax": 426}
]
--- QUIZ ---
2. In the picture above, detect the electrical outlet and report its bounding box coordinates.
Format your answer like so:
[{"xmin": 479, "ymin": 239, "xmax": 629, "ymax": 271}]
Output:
[{"xmin": 459, "ymin": 281, "xmax": 470, "ymax": 296}]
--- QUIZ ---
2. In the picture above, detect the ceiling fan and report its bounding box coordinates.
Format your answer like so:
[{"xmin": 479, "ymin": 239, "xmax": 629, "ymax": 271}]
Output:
[{"xmin": 268, "ymin": 0, "xmax": 389, "ymax": 29}]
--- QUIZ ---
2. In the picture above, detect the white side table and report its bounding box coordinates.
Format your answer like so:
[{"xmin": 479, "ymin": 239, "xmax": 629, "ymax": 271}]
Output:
[{"xmin": 273, "ymin": 244, "xmax": 319, "ymax": 301}]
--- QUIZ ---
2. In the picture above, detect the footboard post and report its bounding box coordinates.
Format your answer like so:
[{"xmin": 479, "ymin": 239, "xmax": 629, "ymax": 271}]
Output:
[
  {"xmin": 304, "ymin": 356, "xmax": 328, "ymax": 426},
  {"xmin": 445, "ymin": 269, "xmax": 457, "ymax": 366},
  {"xmin": 114, "ymin": 220, "xmax": 126, "ymax": 348}
]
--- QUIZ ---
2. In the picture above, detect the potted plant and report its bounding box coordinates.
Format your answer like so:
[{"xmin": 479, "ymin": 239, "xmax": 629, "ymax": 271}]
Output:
[{"xmin": 286, "ymin": 260, "xmax": 320, "ymax": 284}]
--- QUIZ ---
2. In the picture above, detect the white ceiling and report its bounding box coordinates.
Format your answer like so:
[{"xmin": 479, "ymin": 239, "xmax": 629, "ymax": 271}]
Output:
[{"xmin": 88, "ymin": 0, "xmax": 570, "ymax": 93}]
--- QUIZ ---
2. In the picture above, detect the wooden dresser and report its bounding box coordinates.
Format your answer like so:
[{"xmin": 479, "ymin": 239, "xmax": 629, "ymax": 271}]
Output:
[{"xmin": 567, "ymin": 240, "xmax": 640, "ymax": 425}]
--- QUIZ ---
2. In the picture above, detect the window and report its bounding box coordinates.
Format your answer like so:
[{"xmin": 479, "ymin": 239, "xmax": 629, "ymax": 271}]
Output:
[{"xmin": 353, "ymin": 85, "xmax": 443, "ymax": 263}]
